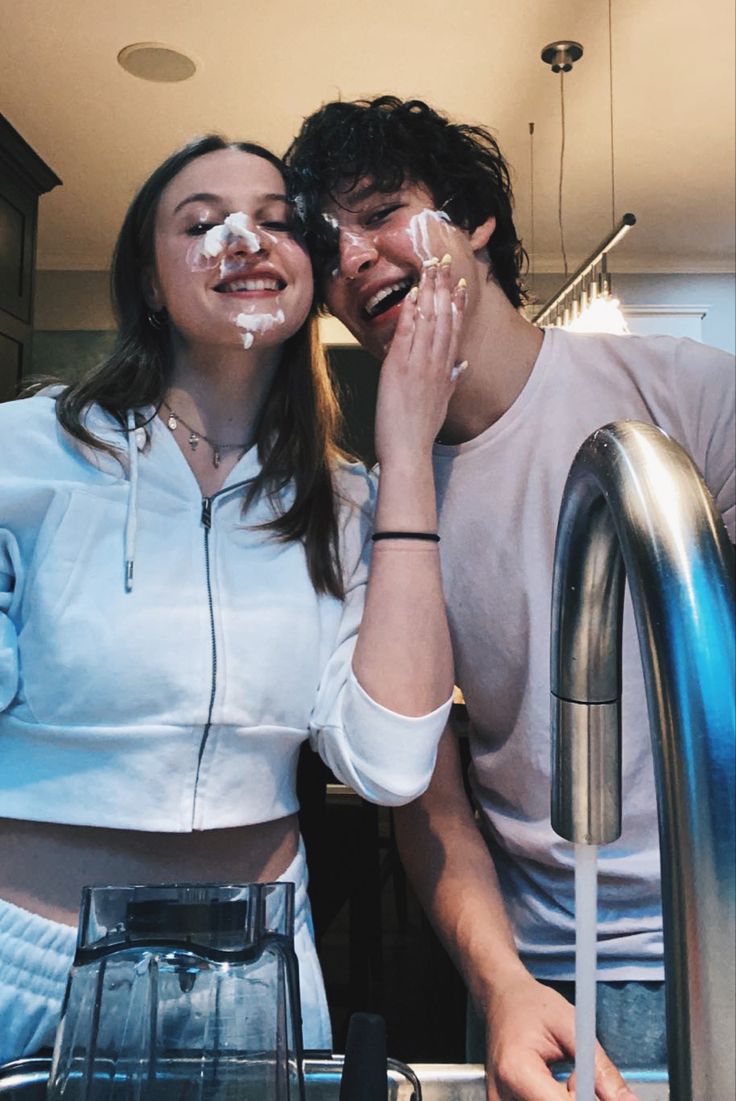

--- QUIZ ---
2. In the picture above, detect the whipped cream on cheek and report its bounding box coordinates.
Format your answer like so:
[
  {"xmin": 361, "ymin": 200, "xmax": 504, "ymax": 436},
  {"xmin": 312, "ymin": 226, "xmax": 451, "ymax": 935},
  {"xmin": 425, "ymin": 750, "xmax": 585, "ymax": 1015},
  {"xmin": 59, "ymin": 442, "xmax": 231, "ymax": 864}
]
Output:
[
  {"xmin": 186, "ymin": 212, "xmax": 287, "ymax": 350},
  {"xmin": 406, "ymin": 208, "xmax": 453, "ymax": 264}
]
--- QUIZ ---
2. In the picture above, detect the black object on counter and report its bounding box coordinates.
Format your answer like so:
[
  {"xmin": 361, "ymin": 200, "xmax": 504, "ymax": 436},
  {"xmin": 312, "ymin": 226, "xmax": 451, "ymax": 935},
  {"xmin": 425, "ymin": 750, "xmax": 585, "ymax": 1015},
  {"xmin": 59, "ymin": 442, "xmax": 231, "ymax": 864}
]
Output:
[{"xmin": 339, "ymin": 1013, "xmax": 388, "ymax": 1101}]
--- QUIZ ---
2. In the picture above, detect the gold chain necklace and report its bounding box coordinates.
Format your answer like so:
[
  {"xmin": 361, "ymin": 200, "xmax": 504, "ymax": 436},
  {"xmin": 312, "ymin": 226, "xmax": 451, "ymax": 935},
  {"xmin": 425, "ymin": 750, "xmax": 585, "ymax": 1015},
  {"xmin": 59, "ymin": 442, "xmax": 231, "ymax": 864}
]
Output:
[{"xmin": 161, "ymin": 400, "xmax": 250, "ymax": 469}]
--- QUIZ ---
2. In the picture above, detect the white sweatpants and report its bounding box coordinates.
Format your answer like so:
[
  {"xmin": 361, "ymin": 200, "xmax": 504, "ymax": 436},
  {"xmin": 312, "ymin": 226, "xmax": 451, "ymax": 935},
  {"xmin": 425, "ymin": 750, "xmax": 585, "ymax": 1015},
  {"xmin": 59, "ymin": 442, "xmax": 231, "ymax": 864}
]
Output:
[{"xmin": 0, "ymin": 839, "xmax": 331, "ymax": 1066}]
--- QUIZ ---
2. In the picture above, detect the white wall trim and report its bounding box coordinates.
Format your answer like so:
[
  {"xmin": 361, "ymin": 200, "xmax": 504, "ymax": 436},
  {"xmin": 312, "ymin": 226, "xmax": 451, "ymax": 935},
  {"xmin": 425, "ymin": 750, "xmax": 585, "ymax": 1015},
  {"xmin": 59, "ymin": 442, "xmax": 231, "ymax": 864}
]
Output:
[
  {"xmin": 623, "ymin": 305, "xmax": 708, "ymax": 318},
  {"xmin": 622, "ymin": 305, "xmax": 708, "ymax": 340},
  {"xmin": 529, "ymin": 258, "xmax": 736, "ymax": 275}
]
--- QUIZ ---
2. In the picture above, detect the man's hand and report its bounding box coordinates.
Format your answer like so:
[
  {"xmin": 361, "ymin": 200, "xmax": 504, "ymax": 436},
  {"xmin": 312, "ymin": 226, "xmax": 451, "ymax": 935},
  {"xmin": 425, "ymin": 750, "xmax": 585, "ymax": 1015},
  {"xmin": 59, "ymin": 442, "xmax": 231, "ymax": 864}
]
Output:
[
  {"xmin": 373, "ymin": 254, "xmax": 466, "ymax": 468},
  {"xmin": 482, "ymin": 974, "xmax": 639, "ymax": 1101},
  {"xmin": 392, "ymin": 729, "xmax": 640, "ymax": 1101}
]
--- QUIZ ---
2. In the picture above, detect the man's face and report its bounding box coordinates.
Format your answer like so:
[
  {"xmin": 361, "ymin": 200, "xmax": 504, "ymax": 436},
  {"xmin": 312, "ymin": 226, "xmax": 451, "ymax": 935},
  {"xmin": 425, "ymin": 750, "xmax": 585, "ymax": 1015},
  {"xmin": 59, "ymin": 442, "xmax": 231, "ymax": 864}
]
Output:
[{"xmin": 321, "ymin": 180, "xmax": 478, "ymax": 358}]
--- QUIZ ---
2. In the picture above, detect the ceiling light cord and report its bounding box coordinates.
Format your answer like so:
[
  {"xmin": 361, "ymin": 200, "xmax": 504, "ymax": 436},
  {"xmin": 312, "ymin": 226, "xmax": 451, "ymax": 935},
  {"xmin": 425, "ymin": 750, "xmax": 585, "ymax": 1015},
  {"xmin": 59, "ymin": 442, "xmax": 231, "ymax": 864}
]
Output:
[
  {"xmin": 529, "ymin": 121, "xmax": 536, "ymax": 281},
  {"xmin": 558, "ymin": 73, "xmax": 569, "ymax": 277},
  {"xmin": 536, "ymin": 35, "xmax": 635, "ymax": 331},
  {"xmin": 608, "ymin": 0, "xmax": 616, "ymax": 229}
]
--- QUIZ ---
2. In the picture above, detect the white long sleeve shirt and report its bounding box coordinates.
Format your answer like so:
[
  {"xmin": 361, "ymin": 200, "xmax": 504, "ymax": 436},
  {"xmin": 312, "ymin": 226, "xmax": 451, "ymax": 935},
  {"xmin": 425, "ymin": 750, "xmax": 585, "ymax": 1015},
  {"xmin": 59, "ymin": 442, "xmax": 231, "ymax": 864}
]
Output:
[{"xmin": 0, "ymin": 393, "xmax": 450, "ymax": 832}]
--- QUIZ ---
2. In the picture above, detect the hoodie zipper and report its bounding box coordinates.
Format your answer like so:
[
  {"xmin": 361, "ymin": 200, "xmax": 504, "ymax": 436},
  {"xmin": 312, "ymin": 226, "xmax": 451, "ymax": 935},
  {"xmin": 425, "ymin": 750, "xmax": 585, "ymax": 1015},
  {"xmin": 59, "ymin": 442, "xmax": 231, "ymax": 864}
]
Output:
[{"xmin": 191, "ymin": 480, "xmax": 250, "ymax": 829}]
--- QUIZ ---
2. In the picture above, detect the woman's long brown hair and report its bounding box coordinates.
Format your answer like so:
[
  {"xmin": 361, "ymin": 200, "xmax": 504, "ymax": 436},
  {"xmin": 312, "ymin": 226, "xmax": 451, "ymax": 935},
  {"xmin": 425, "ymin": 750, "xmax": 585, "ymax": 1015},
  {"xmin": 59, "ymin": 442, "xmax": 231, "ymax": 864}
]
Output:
[{"xmin": 55, "ymin": 135, "xmax": 348, "ymax": 598}]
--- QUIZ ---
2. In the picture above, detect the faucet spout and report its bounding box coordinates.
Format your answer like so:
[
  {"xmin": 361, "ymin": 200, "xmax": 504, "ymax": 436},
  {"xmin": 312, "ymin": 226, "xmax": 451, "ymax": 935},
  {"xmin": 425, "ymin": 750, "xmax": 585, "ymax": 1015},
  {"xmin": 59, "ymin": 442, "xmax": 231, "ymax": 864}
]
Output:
[{"xmin": 550, "ymin": 421, "xmax": 735, "ymax": 1100}]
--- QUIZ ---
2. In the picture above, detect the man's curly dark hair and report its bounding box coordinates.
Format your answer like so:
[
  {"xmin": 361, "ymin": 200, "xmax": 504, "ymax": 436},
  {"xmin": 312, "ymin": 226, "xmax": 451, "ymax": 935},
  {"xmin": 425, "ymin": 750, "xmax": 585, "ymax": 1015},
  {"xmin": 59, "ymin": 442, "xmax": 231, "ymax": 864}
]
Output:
[{"xmin": 284, "ymin": 96, "xmax": 527, "ymax": 309}]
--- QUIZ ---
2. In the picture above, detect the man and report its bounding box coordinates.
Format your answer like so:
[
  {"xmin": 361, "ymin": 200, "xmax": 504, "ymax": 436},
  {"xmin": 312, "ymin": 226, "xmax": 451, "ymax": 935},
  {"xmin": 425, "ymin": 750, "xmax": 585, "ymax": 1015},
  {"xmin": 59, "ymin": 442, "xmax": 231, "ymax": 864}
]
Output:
[{"xmin": 285, "ymin": 97, "xmax": 735, "ymax": 1101}]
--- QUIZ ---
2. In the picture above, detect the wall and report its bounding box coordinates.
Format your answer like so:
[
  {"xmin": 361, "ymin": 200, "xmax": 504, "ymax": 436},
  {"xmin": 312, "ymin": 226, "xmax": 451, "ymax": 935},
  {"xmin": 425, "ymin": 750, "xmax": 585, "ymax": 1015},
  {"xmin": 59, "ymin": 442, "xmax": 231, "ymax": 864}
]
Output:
[
  {"xmin": 32, "ymin": 270, "xmax": 734, "ymax": 426},
  {"xmin": 34, "ymin": 270, "xmax": 114, "ymax": 331},
  {"xmin": 30, "ymin": 270, "xmax": 115, "ymax": 387},
  {"xmin": 528, "ymin": 272, "xmax": 735, "ymax": 353}
]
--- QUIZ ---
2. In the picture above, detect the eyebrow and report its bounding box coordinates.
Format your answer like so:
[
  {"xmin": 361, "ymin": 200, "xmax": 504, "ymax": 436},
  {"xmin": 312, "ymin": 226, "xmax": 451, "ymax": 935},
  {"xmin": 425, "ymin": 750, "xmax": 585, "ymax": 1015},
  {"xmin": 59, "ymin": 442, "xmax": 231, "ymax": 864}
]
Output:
[
  {"xmin": 350, "ymin": 184, "xmax": 385, "ymax": 204},
  {"xmin": 172, "ymin": 191, "xmax": 290, "ymax": 215},
  {"xmin": 330, "ymin": 183, "xmax": 402, "ymax": 211},
  {"xmin": 173, "ymin": 192, "xmax": 221, "ymax": 214}
]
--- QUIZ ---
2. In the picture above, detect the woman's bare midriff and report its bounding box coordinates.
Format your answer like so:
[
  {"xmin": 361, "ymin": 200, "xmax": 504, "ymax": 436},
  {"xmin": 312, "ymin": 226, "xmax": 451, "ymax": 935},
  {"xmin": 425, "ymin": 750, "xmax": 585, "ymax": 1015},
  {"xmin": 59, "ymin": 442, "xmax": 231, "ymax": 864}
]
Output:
[{"xmin": 0, "ymin": 814, "xmax": 300, "ymax": 927}]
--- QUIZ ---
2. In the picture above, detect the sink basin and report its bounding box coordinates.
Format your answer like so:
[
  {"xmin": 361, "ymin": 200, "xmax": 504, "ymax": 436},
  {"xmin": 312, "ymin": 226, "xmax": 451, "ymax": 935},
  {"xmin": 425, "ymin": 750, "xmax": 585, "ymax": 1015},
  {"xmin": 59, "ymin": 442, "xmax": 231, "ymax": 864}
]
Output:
[
  {"xmin": 0, "ymin": 1057, "xmax": 669, "ymax": 1099},
  {"xmin": 392, "ymin": 1064, "xmax": 668, "ymax": 1100}
]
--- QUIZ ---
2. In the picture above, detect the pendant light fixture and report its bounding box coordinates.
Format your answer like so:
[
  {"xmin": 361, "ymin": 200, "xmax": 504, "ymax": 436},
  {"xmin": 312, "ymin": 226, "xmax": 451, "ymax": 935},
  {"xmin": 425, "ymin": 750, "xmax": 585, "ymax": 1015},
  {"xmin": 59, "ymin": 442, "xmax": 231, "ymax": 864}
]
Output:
[{"xmin": 533, "ymin": 6, "xmax": 636, "ymax": 332}]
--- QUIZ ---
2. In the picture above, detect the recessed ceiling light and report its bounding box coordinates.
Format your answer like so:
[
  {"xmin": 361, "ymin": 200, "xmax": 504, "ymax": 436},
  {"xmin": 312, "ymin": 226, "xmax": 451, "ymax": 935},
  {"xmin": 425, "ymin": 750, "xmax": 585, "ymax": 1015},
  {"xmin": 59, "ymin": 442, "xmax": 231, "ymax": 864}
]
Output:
[{"xmin": 117, "ymin": 43, "xmax": 196, "ymax": 83}]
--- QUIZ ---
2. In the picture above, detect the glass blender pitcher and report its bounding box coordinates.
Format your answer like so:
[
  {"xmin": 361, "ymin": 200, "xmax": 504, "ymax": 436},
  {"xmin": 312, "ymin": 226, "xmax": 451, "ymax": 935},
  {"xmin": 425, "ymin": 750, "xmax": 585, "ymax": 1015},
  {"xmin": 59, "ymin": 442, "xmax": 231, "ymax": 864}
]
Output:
[{"xmin": 47, "ymin": 881, "xmax": 305, "ymax": 1100}]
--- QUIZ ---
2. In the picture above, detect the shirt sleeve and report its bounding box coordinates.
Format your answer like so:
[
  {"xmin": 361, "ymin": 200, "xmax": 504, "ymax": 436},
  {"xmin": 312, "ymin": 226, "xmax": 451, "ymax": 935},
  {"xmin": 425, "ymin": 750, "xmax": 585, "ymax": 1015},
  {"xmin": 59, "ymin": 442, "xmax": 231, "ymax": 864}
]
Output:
[
  {"xmin": 308, "ymin": 465, "xmax": 452, "ymax": 805},
  {"xmin": 668, "ymin": 338, "xmax": 736, "ymax": 540}
]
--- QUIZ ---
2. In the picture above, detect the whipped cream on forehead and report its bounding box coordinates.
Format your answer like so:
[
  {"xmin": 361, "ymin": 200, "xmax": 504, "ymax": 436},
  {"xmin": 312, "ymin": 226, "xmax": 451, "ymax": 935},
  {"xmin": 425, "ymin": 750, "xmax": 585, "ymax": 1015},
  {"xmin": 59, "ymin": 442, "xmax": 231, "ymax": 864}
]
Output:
[
  {"xmin": 406, "ymin": 208, "xmax": 453, "ymax": 263},
  {"xmin": 293, "ymin": 193, "xmax": 308, "ymax": 223}
]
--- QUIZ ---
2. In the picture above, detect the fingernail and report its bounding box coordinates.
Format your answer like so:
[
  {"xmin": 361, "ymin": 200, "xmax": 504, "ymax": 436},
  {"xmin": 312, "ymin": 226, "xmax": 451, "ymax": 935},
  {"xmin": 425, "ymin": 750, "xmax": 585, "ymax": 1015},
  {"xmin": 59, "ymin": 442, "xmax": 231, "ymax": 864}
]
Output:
[
  {"xmin": 422, "ymin": 256, "xmax": 440, "ymax": 268},
  {"xmin": 454, "ymin": 278, "xmax": 468, "ymax": 307},
  {"xmin": 409, "ymin": 286, "xmax": 419, "ymax": 302},
  {"xmin": 450, "ymin": 360, "xmax": 468, "ymax": 381},
  {"xmin": 440, "ymin": 253, "xmax": 452, "ymax": 267}
]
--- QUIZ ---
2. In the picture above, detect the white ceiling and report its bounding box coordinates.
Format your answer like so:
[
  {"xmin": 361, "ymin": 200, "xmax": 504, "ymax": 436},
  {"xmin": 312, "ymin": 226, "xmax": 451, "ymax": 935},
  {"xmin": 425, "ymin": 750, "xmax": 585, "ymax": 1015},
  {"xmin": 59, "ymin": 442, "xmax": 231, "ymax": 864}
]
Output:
[{"xmin": 2, "ymin": 0, "xmax": 735, "ymax": 276}]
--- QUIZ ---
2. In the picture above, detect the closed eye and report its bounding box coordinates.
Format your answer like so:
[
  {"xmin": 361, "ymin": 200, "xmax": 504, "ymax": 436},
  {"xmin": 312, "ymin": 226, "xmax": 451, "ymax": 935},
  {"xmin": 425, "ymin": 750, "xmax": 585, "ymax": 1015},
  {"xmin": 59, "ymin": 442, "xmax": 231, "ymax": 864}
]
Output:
[
  {"xmin": 364, "ymin": 203, "xmax": 403, "ymax": 227},
  {"xmin": 185, "ymin": 222, "xmax": 217, "ymax": 236}
]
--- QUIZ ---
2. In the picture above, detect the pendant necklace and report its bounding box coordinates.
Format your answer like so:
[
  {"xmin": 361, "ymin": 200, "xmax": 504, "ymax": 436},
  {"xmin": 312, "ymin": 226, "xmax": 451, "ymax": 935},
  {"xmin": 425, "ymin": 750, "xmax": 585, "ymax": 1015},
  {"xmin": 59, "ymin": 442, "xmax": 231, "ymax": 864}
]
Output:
[{"xmin": 161, "ymin": 400, "xmax": 250, "ymax": 469}]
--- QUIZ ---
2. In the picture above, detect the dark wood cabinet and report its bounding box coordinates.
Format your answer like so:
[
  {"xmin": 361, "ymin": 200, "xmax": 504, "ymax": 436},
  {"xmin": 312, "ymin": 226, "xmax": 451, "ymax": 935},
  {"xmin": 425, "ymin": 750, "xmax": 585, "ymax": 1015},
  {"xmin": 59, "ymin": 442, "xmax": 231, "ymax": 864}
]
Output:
[{"xmin": 0, "ymin": 115, "xmax": 61, "ymax": 401}]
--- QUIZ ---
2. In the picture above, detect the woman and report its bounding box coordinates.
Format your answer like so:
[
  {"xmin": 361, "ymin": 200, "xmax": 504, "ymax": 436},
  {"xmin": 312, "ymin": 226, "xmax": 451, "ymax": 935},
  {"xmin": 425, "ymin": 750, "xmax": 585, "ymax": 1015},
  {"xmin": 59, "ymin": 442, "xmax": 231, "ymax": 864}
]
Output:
[{"xmin": 0, "ymin": 135, "xmax": 466, "ymax": 1061}]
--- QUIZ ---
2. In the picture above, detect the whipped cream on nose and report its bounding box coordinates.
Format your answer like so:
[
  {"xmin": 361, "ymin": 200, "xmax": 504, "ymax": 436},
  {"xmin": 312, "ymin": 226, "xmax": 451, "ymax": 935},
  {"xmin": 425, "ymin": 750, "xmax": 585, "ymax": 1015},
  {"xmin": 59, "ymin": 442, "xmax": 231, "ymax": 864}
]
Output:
[
  {"xmin": 218, "ymin": 212, "xmax": 262, "ymax": 254},
  {"xmin": 187, "ymin": 211, "xmax": 278, "ymax": 271},
  {"xmin": 337, "ymin": 226, "xmax": 376, "ymax": 281}
]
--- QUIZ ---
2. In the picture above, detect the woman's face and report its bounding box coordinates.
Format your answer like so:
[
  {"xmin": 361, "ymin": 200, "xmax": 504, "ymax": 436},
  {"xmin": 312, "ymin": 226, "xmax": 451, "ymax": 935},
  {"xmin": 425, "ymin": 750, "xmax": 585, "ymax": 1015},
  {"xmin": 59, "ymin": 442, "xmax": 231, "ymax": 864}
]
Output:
[{"xmin": 149, "ymin": 148, "xmax": 313, "ymax": 353}]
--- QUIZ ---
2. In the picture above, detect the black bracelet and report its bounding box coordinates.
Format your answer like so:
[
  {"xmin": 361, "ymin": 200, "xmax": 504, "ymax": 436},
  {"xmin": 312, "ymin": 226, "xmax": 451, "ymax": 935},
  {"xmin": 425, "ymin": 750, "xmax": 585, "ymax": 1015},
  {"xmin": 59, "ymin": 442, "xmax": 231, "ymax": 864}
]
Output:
[{"xmin": 371, "ymin": 531, "xmax": 440, "ymax": 542}]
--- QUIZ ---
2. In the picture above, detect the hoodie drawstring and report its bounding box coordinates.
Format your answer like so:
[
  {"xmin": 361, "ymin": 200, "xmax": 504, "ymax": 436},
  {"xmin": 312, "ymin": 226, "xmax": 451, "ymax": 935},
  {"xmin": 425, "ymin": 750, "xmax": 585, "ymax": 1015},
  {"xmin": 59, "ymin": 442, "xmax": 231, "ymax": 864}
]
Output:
[{"xmin": 125, "ymin": 411, "xmax": 139, "ymax": 592}]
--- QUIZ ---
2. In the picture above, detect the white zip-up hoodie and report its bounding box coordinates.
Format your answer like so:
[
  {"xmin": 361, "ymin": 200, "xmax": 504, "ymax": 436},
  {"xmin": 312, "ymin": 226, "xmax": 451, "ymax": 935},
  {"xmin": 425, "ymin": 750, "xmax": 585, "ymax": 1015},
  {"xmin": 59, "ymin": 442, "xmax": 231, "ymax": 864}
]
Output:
[{"xmin": 0, "ymin": 393, "xmax": 450, "ymax": 832}]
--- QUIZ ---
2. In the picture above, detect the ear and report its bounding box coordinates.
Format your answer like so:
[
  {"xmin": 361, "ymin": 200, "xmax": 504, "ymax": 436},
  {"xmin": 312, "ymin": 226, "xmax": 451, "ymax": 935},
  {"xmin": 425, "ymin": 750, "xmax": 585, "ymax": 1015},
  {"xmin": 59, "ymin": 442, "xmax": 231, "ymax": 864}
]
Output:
[
  {"xmin": 142, "ymin": 268, "xmax": 163, "ymax": 311},
  {"xmin": 468, "ymin": 214, "xmax": 496, "ymax": 253}
]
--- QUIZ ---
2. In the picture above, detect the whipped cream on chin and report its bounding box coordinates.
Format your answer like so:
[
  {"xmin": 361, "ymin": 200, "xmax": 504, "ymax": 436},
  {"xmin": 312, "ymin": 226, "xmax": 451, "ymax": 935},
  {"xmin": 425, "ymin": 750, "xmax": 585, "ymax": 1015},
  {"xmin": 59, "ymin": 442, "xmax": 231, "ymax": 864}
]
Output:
[{"xmin": 234, "ymin": 307, "xmax": 286, "ymax": 349}]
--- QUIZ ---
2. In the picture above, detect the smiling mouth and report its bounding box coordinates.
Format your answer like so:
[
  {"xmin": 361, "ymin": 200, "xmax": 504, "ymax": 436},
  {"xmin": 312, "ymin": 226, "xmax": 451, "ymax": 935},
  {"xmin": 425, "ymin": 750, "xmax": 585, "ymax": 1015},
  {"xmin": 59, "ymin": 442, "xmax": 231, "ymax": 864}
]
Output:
[
  {"xmin": 214, "ymin": 276, "xmax": 286, "ymax": 294},
  {"xmin": 363, "ymin": 276, "xmax": 415, "ymax": 321}
]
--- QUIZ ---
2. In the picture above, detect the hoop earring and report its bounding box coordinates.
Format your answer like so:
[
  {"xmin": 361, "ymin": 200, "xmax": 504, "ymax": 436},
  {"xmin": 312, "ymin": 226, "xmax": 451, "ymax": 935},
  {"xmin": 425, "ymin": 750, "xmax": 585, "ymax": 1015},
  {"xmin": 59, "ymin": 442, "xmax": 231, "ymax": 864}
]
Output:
[{"xmin": 147, "ymin": 310, "xmax": 164, "ymax": 329}]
